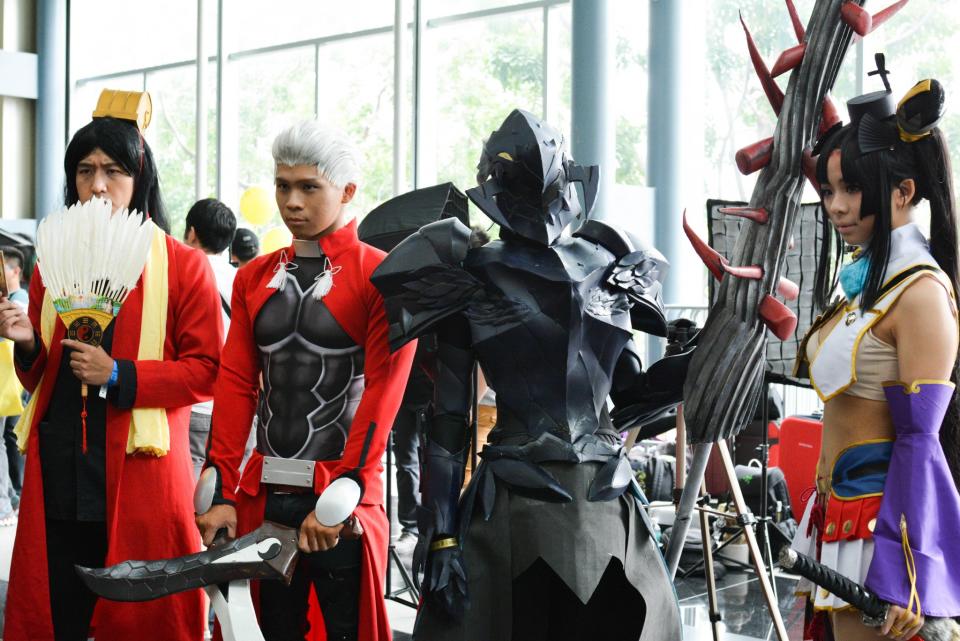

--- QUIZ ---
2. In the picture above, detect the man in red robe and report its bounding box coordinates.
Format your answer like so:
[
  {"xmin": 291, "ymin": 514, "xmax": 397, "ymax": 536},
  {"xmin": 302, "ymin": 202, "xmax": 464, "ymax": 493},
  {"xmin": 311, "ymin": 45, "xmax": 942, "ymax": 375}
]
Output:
[
  {"xmin": 198, "ymin": 120, "xmax": 415, "ymax": 641},
  {"xmin": 0, "ymin": 108, "xmax": 222, "ymax": 641}
]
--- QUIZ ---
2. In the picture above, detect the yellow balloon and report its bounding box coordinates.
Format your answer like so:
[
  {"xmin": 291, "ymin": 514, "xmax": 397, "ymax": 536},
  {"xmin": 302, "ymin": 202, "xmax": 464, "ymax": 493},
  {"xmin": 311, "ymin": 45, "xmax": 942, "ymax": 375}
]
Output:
[
  {"xmin": 260, "ymin": 227, "xmax": 292, "ymax": 255},
  {"xmin": 239, "ymin": 186, "xmax": 275, "ymax": 226}
]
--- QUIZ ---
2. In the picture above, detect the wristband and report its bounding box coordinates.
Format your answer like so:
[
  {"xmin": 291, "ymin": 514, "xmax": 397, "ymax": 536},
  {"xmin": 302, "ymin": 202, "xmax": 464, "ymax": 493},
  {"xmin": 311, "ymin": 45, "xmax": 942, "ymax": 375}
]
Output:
[
  {"xmin": 108, "ymin": 361, "xmax": 119, "ymax": 387},
  {"xmin": 430, "ymin": 537, "xmax": 458, "ymax": 552}
]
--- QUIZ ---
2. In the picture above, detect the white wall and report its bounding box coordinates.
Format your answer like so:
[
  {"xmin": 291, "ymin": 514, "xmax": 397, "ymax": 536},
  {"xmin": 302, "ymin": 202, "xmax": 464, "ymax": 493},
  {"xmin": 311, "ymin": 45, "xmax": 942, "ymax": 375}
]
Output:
[{"xmin": 0, "ymin": 0, "xmax": 36, "ymax": 220}]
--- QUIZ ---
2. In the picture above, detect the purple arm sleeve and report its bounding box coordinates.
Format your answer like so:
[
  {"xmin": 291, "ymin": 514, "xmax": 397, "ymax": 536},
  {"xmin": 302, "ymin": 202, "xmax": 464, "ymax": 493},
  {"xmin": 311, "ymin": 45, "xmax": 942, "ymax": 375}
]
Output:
[{"xmin": 865, "ymin": 381, "xmax": 960, "ymax": 617}]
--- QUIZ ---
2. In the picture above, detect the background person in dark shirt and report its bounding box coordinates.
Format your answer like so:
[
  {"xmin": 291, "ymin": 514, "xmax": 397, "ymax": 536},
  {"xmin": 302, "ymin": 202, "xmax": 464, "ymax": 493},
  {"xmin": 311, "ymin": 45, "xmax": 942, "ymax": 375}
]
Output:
[{"xmin": 230, "ymin": 227, "xmax": 260, "ymax": 268}]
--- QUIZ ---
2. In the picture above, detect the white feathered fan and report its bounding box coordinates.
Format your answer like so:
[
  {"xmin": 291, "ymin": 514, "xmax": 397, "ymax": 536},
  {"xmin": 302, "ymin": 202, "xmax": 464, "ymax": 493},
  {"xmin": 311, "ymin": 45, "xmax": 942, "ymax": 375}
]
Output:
[{"xmin": 35, "ymin": 197, "xmax": 155, "ymax": 428}]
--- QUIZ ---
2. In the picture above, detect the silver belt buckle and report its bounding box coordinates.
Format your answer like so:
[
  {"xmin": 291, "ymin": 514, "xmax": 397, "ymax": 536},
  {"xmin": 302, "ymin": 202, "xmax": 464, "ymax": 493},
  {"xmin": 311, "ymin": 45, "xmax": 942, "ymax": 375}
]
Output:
[{"xmin": 260, "ymin": 456, "xmax": 315, "ymax": 488}]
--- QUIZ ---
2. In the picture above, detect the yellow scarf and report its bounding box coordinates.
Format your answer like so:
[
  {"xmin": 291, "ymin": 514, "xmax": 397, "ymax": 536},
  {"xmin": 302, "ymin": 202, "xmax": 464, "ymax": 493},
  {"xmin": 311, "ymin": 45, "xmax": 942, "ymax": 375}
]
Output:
[
  {"xmin": 0, "ymin": 341, "xmax": 24, "ymax": 416},
  {"xmin": 15, "ymin": 225, "xmax": 170, "ymax": 456}
]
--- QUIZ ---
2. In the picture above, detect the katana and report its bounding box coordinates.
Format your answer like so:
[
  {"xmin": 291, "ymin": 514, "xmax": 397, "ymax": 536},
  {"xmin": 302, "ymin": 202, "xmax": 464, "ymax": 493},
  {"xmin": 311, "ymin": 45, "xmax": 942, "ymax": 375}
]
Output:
[{"xmin": 779, "ymin": 547, "xmax": 959, "ymax": 641}]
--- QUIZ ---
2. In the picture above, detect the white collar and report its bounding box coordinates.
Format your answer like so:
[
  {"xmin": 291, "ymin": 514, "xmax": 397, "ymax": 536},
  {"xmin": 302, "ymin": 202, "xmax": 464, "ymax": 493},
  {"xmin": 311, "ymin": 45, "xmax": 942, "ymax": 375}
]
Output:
[
  {"xmin": 292, "ymin": 239, "xmax": 324, "ymax": 258},
  {"xmin": 886, "ymin": 222, "xmax": 929, "ymax": 266}
]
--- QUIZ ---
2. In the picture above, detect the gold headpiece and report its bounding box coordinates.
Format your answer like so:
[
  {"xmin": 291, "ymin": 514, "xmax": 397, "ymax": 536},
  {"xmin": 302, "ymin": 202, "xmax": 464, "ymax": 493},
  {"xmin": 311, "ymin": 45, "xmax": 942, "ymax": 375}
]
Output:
[
  {"xmin": 896, "ymin": 79, "xmax": 945, "ymax": 144},
  {"xmin": 92, "ymin": 89, "xmax": 153, "ymax": 133}
]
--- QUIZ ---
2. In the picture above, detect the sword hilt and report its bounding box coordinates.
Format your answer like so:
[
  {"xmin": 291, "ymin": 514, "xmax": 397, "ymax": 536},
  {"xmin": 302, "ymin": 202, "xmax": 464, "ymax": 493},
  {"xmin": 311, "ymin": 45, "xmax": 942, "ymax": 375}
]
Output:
[
  {"xmin": 779, "ymin": 548, "xmax": 887, "ymax": 622},
  {"xmin": 781, "ymin": 548, "xmax": 957, "ymax": 640},
  {"xmin": 212, "ymin": 527, "xmax": 230, "ymax": 548}
]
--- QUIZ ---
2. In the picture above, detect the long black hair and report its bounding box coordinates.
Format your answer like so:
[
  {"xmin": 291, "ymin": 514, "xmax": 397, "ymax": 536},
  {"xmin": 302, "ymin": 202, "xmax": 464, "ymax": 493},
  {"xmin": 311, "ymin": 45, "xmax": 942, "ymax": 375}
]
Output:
[
  {"xmin": 815, "ymin": 118, "xmax": 960, "ymax": 486},
  {"xmin": 63, "ymin": 117, "xmax": 170, "ymax": 234}
]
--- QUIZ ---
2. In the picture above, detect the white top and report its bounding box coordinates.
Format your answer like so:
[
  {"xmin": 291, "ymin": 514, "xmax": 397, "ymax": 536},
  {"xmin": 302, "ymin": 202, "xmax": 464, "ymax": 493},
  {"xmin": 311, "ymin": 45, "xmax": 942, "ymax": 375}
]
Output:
[
  {"xmin": 193, "ymin": 252, "xmax": 236, "ymax": 416},
  {"xmin": 806, "ymin": 223, "xmax": 950, "ymax": 401}
]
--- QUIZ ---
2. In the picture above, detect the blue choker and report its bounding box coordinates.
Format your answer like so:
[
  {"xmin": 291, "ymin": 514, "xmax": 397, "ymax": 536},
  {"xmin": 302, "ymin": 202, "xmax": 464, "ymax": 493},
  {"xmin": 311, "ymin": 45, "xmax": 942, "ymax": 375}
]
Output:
[{"xmin": 839, "ymin": 251, "xmax": 871, "ymax": 300}]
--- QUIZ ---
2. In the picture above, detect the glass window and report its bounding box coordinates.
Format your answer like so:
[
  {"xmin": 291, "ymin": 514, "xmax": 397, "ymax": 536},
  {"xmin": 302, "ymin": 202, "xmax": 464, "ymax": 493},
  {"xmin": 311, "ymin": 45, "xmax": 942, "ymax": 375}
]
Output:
[
  {"xmin": 225, "ymin": 0, "xmax": 393, "ymax": 53},
  {"xmin": 612, "ymin": 0, "xmax": 648, "ymax": 187},
  {"xmin": 702, "ymin": 0, "xmax": 821, "ymax": 202},
  {"xmin": 315, "ymin": 34, "xmax": 397, "ymax": 218},
  {"xmin": 145, "ymin": 65, "xmax": 198, "ymax": 238},
  {"xmin": 69, "ymin": 0, "xmax": 197, "ymax": 79},
  {"xmin": 223, "ymin": 46, "xmax": 317, "ymax": 229},
  {"xmin": 423, "ymin": 0, "xmax": 539, "ymax": 20},
  {"xmin": 418, "ymin": 8, "xmax": 545, "ymax": 217},
  {"xmin": 545, "ymin": 4, "xmax": 571, "ymax": 145},
  {"xmin": 64, "ymin": 1, "xmax": 579, "ymax": 242}
]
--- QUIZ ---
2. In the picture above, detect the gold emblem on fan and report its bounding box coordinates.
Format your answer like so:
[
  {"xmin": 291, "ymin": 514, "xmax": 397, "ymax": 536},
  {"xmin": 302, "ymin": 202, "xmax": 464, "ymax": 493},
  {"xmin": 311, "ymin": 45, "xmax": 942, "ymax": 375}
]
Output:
[{"xmin": 67, "ymin": 316, "xmax": 106, "ymax": 347}]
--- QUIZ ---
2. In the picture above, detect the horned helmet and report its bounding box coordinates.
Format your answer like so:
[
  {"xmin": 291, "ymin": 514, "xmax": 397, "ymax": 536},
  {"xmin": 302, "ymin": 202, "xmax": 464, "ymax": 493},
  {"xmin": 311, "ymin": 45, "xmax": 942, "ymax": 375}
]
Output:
[{"xmin": 467, "ymin": 109, "xmax": 599, "ymax": 246}]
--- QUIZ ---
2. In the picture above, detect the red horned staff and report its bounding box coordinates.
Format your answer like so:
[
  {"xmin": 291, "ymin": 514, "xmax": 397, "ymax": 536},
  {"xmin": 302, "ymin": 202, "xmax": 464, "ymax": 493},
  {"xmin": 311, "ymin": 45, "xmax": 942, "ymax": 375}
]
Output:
[{"xmin": 667, "ymin": 0, "xmax": 909, "ymax": 635}]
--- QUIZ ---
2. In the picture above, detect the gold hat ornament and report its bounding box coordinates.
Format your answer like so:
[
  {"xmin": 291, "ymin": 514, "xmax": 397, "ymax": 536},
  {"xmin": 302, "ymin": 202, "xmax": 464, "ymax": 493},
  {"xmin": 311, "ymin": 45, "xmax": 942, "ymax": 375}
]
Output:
[{"xmin": 92, "ymin": 89, "xmax": 153, "ymax": 133}]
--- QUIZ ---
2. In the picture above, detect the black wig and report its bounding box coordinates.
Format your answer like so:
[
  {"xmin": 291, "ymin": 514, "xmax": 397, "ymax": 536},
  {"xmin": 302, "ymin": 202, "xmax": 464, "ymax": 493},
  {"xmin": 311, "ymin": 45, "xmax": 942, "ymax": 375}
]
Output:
[
  {"xmin": 63, "ymin": 117, "xmax": 170, "ymax": 234},
  {"xmin": 813, "ymin": 118, "xmax": 959, "ymax": 313}
]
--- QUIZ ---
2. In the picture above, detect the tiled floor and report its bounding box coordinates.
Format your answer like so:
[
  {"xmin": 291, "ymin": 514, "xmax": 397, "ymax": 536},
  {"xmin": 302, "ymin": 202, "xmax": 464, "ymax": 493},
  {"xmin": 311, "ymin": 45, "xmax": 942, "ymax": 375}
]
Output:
[
  {"xmin": 0, "ymin": 481, "xmax": 807, "ymax": 640},
  {"xmin": 382, "ymin": 518, "xmax": 807, "ymax": 641},
  {"xmin": 0, "ymin": 515, "xmax": 16, "ymax": 638},
  {"xmin": 384, "ymin": 562, "xmax": 806, "ymax": 641},
  {"xmin": 677, "ymin": 570, "xmax": 805, "ymax": 640}
]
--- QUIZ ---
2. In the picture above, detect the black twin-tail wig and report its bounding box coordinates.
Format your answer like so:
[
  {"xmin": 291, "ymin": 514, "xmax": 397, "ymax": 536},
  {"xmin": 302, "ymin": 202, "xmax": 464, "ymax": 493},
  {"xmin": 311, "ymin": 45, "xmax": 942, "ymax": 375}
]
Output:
[{"xmin": 814, "ymin": 119, "xmax": 960, "ymax": 487}]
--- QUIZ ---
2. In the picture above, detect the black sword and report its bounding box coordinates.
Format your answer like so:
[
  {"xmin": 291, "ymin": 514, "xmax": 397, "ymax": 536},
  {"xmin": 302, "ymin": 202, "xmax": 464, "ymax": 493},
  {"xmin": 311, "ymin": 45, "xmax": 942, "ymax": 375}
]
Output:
[{"xmin": 76, "ymin": 522, "xmax": 299, "ymax": 602}]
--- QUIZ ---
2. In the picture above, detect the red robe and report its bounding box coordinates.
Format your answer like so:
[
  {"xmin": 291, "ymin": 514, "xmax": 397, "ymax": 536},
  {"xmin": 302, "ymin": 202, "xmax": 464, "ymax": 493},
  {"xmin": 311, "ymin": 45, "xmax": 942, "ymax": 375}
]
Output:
[
  {"xmin": 6, "ymin": 236, "xmax": 223, "ymax": 641},
  {"xmin": 206, "ymin": 219, "xmax": 416, "ymax": 641}
]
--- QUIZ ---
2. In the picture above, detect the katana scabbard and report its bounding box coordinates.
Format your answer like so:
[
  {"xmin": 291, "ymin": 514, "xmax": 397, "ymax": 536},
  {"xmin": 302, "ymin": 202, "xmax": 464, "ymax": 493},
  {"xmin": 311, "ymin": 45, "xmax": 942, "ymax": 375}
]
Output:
[{"xmin": 779, "ymin": 548, "xmax": 887, "ymax": 622}]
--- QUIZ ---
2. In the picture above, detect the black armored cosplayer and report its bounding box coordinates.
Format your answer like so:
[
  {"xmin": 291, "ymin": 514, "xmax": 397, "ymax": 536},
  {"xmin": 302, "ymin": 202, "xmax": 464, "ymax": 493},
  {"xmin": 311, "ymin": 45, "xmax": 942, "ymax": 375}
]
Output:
[{"xmin": 372, "ymin": 110, "xmax": 683, "ymax": 641}]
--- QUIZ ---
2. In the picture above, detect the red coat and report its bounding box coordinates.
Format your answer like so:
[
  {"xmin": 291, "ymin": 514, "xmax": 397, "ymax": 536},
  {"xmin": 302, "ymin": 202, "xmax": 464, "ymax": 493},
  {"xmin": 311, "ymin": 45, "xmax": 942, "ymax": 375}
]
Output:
[
  {"xmin": 206, "ymin": 219, "xmax": 416, "ymax": 641},
  {"xmin": 6, "ymin": 236, "xmax": 223, "ymax": 641}
]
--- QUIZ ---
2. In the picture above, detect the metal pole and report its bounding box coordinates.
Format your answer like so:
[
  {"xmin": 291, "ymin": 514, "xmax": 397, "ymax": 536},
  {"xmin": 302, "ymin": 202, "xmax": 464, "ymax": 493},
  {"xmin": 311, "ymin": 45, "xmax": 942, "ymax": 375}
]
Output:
[
  {"xmin": 392, "ymin": 0, "xmax": 407, "ymax": 196},
  {"xmin": 759, "ymin": 378, "xmax": 778, "ymax": 596},
  {"xmin": 215, "ymin": 0, "xmax": 225, "ymax": 198},
  {"xmin": 195, "ymin": 0, "xmax": 208, "ymax": 201},
  {"xmin": 35, "ymin": 0, "xmax": 68, "ymax": 219},
  {"xmin": 698, "ymin": 479, "xmax": 722, "ymax": 641},
  {"xmin": 666, "ymin": 441, "xmax": 711, "ymax": 578},
  {"xmin": 718, "ymin": 440, "xmax": 789, "ymax": 641},
  {"xmin": 412, "ymin": 0, "xmax": 423, "ymax": 189},
  {"xmin": 570, "ymin": 0, "xmax": 612, "ymax": 220},
  {"xmin": 647, "ymin": 0, "xmax": 684, "ymax": 302},
  {"xmin": 675, "ymin": 405, "xmax": 686, "ymax": 493},
  {"xmin": 313, "ymin": 44, "xmax": 320, "ymax": 119},
  {"xmin": 855, "ymin": 37, "xmax": 865, "ymax": 96},
  {"xmin": 541, "ymin": 4, "xmax": 550, "ymax": 121}
]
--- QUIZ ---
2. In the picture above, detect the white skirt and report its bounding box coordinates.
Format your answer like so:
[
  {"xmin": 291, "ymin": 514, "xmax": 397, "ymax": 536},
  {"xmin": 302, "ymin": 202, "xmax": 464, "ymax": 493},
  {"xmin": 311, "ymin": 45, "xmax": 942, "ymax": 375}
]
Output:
[{"xmin": 791, "ymin": 493, "xmax": 875, "ymax": 612}]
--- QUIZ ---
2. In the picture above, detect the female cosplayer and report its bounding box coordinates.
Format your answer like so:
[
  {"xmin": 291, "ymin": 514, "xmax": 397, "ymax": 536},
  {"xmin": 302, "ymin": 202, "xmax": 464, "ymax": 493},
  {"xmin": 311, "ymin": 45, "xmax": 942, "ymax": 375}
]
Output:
[{"xmin": 794, "ymin": 66, "xmax": 960, "ymax": 641}]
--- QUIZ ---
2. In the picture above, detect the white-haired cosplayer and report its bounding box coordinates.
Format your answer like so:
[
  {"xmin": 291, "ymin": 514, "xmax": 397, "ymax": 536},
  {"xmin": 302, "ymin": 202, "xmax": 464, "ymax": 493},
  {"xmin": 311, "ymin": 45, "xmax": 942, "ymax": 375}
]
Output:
[
  {"xmin": 260, "ymin": 121, "xmax": 362, "ymax": 294},
  {"xmin": 197, "ymin": 117, "xmax": 415, "ymax": 641},
  {"xmin": 272, "ymin": 120, "xmax": 361, "ymax": 189}
]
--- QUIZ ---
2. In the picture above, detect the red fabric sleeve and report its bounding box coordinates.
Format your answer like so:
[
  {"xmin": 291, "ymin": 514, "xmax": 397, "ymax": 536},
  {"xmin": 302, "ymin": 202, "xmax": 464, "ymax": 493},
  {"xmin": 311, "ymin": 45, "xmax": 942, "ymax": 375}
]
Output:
[
  {"xmin": 15, "ymin": 270, "xmax": 49, "ymax": 391},
  {"xmin": 131, "ymin": 244, "xmax": 223, "ymax": 409},
  {"xmin": 205, "ymin": 268, "xmax": 261, "ymax": 502},
  {"xmin": 328, "ymin": 282, "xmax": 416, "ymax": 502}
]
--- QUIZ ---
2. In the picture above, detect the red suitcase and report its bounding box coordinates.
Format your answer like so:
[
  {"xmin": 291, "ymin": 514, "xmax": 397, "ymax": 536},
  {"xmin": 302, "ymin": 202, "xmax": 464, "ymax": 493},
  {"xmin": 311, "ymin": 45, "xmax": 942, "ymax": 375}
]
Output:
[{"xmin": 778, "ymin": 415, "xmax": 823, "ymax": 517}]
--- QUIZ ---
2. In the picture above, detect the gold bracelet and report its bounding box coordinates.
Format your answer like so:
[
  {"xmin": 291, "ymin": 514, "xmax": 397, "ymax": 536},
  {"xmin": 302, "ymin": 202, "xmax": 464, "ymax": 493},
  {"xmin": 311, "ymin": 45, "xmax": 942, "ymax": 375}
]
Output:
[{"xmin": 430, "ymin": 537, "xmax": 458, "ymax": 552}]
